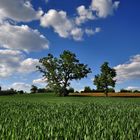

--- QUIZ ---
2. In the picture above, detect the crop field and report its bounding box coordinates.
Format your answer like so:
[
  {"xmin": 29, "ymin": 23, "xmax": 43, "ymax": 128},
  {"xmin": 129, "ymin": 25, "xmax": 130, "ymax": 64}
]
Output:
[
  {"xmin": 70, "ymin": 92, "xmax": 140, "ymax": 97},
  {"xmin": 0, "ymin": 93, "xmax": 140, "ymax": 139}
]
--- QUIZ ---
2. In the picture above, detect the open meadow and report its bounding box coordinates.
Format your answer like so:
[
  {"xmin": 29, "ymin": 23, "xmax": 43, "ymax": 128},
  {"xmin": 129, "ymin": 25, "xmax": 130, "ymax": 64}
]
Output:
[{"xmin": 0, "ymin": 93, "xmax": 140, "ymax": 139}]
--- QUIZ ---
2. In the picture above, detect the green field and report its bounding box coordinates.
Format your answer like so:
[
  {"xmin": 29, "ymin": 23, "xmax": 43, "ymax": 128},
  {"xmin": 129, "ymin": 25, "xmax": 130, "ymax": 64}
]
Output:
[{"xmin": 0, "ymin": 93, "xmax": 140, "ymax": 139}]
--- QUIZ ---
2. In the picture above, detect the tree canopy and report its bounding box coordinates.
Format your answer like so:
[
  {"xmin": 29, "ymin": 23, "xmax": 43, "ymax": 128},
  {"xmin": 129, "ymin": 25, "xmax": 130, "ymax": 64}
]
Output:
[
  {"xmin": 94, "ymin": 62, "xmax": 116, "ymax": 96},
  {"xmin": 37, "ymin": 50, "xmax": 91, "ymax": 96}
]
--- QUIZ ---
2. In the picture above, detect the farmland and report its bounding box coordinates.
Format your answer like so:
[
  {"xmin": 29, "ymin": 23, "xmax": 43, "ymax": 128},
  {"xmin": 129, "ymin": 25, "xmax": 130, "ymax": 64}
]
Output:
[{"xmin": 0, "ymin": 93, "xmax": 140, "ymax": 139}]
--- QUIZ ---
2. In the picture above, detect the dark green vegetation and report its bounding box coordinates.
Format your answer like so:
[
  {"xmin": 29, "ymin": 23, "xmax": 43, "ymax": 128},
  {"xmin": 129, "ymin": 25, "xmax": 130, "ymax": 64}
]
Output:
[
  {"xmin": 0, "ymin": 93, "xmax": 140, "ymax": 139},
  {"xmin": 94, "ymin": 62, "xmax": 116, "ymax": 96},
  {"xmin": 37, "ymin": 50, "xmax": 91, "ymax": 96}
]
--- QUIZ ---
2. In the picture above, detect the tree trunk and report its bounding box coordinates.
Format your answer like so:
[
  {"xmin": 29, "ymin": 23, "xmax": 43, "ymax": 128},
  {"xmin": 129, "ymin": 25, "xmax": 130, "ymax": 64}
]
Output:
[
  {"xmin": 105, "ymin": 90, "xmax": 108, "ymax": 97},
  {"xmin": 105, "ymin": 86, "xmax": 108, "ymax": 97}
]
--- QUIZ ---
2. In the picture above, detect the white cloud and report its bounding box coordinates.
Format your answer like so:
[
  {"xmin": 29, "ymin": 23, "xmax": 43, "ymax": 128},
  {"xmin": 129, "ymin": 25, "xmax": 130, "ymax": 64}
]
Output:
[
  {"xmin": 115, "ymin": 55, "xmax": 140, "ymax": 82},
  {"xmin": 11, "ymin": 82, "xmax": 31, "ymax": 92},
  {"xmin": 40, "ymin": 1, "xmax": 119, "ymax": 40},
  {"xmin": 18, "ymin": 58, "xmax": 39, "ymax": 73},
  {"xmin": 0, "ymin": 0, "xmax": 43, "ymax": 22},
  {"xmin": 40, "ymin": 9, "xmax": 100, "ymax": 41},
  {"xmin": 33, "ymin": 78, "xmax": 47, "ymax": 84},
  {"xmin": 0, "ymin": 23, "xmax": 49, "ymax": 52},
  {"xmin": 0, "ymin": 49, "xmax": 23, "ymax": 77},
  {"xmin": 0, "ymin": 49, "xmax": 39, "ymax": 78},
  {"xmin": 75, "ymin": 0, "xmax": 120, "ymax": 25},
  {"xmin": 40, "ymin": 9, "xmax": 74, "ymax": 38},
  {"xmin": 91, "ymin": 0, "xmax": 120, "ymax": 18},
  {"xmin": 125, "ymin": 86, "xmax": 140, "ymax": 91},
  {"xmin": 71, "ymin": 28, "xmax": 84, "ymax": 41},
  {"xmin": 75, "ymin": 5, "xmax": 95, "ymax": 25},
  {"xmin": 85, "ymin": 27, "xmax": 101, "ymax": 36}
]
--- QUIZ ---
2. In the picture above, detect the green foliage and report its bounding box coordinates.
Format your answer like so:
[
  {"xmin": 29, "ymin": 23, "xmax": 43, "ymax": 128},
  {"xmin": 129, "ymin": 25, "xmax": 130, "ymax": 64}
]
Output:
[
  {"xmin": 133, "ymin": 90, "xmax": 140, "ymax": 93},
  {"xmin": 30, "ymin": 85, "xmax": 38, "ymax": 93},
  {"xmin": 68, "ymin": 87, "xmax": 75, "ymax": 93},
  {"xmin": 0, "ymin": 95, "xmax": 139, "ymax": 139},
  {"xmin": 120, "ymin": 89, "xmax": 132, "ymax": 93},
  {"xmin": 18, "ymin": 90, "xmax": 24, "ymax": 94},
  {"xmin": 37, "ymin": 50, "xmax": 91, "ymax": 96},
  {"xmin": 37, "ymin": 88, "xmax": 47, "ymax": 93},
  {"xmin": 94, "ymin": 62, "xmax": 116, "ymax": 96},
  {"xmin": 83, "ymin": 86, "xmax": 92, "ymax": 93}
]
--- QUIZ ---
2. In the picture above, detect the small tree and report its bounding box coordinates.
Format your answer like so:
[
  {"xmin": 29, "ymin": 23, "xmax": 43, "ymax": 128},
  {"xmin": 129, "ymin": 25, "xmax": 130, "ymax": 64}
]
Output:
[
  {"xmin": 84, "ymin": 86, "xmax": 92, "ymax": 93},
  {"xmin": 68, "ymin": 87, "xmax": 75, "ymax": 93},
  {"xmin": 37, "ymin": 50, "xmax": 91, "ymax": 96},
  {"xmin": 30, "ymin": 85, "xmax": 38, "ymax": 93},
  {"xmin": 94, "ymin": 62, "xmax": 116, "ymax": 96}
]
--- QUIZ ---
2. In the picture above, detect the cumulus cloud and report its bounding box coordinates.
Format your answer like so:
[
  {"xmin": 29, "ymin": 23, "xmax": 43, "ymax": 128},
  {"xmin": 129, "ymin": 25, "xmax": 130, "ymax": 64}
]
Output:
[
  {"xmin": 18, "ymin": 58, "xmax": 39, "ymax": 73},
  {"xmin": 0, "ymin": 49, "xmax": 23, "ymax": 77},
  {"xmin": 75, "ymin": 0, "xmax": 120, "ymax": 25},
  {"xmin": 85, "ymin": 27, "xmax": 101, "ymax": 36},
  {"xmin": 40, "ymin": 9, "xmax": 101, "ymax": 41},
  {"xmin": 0, "ymin": 0, "xmax": 43, "ymax": 22},
  {"xmin": 40, "ymin": 9, "xmax": 73, "ymax": 38},
  {"xmin": 11, "ymin": 82, "xmax": 31, "ymax": 92},
  {"xmin": 75, "ymin": 5, "xmax": 95, "ymax": 25},
  {"xmin": 40, "ymin": 1, "xmax": 119, "ymax": 40},
  {"xmin": 71, "ymin": 28, "xmax": 84, "ymax": 41},
  {"xmin": 125, "ymin": 86, "xmax": 140, "ymax": 91},
  {"xmin": 114, "ymin": 55, "xmax": 140, "ymax": 82},
  {"xmin": 0, "ymin": 23, "xmax": 49, "ymax": 52},
  {"xmin": 0, "ymin": 49, "xmax": 39, "ymax": 78},
  {"xmin": 91, "ymin": 0, "xmax": 120, "ymax": 18},
  {"xmin": 33, "ymin": 78, "xmax": 47, "ymax": 85}
]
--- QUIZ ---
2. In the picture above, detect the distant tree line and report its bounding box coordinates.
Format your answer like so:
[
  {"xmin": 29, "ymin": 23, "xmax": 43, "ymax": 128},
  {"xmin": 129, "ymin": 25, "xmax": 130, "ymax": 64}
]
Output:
[{"xmin": 0, "ymin": 87, "xmax": 24, "ymax": 96}]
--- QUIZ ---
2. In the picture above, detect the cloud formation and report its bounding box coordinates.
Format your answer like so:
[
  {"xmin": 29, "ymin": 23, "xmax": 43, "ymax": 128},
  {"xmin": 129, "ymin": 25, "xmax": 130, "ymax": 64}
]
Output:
[
  {"xmin": 115, "ymin": 55, "xmax": 140, "ymax": 82},
  {"xmin": 126, "ymin": 86, "xmax": 140, "ymax": 91},
  {"xmin": 75, "ymin": 5, "xmax": 95, "ymax": 25},
  {"xmin": 0, "ymin": 49, "xmax": 39, "ymax": 78},
  {"xmin": 0, "ymin": 0, "xmax": 43, "ymax": 22},
  {"xmin": 91, "ymin": 0, "xmax": 120, "ymax": 18},
  {"xmin": 41, "ymin": 0, "xmax": 119, "ymax": 40},
  {"xmin": 11, "ymin": 82, "xmax": 31, "ymax": 92},
  {"xmin": 40, "ymin": 9, "xmax": 84, "ymax": 40},
  {"xmin": 0, "ymin": 23, "xmax": 49, "ymax": 52},
  {"xmin": 75, "ymin": 0, "xmax": 119, "ymax": 25}
]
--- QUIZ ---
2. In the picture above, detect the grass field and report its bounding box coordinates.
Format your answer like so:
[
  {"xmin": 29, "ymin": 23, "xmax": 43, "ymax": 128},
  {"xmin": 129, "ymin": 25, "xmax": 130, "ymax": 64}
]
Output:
[{"xmin": 0, "ymin": 93, "xmax": 140, "ymax": 139}]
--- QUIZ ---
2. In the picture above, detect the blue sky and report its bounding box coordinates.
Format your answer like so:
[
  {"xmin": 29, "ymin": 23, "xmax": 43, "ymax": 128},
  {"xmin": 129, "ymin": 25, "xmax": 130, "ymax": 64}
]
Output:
[{"xmin": 0, "ymin": 0, "xmax": 140, "ymax": 92}]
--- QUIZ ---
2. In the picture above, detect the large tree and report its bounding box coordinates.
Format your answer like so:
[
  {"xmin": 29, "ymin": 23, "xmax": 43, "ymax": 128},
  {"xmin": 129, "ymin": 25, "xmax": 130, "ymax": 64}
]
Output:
[
  {"xmin": 94, "ymin": 62, "xmax": 116, "ymax": 96},
  {"xmin": 37, "ymin": 50, "xmax": 91, "ymax": 96}
]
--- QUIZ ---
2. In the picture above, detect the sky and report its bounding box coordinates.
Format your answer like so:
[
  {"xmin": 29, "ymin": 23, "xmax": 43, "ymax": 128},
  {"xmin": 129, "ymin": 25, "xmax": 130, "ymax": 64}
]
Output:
[{"xmin": 0, "ymin": 0, "xmax": 140, "ymax": 92}]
